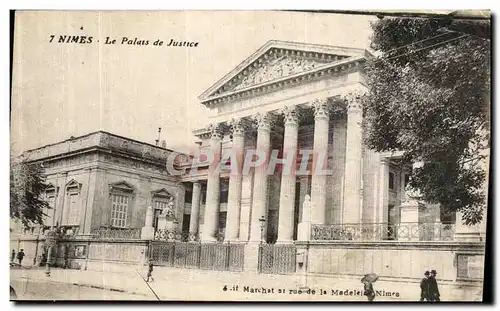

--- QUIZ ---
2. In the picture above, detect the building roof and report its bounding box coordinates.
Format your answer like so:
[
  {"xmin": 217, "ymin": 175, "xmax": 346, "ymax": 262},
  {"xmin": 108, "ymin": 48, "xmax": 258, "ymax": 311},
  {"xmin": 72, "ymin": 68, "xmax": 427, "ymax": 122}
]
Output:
[{"xmin": 21, "ymin": 130, "xmax": 186, "ymax": 164}]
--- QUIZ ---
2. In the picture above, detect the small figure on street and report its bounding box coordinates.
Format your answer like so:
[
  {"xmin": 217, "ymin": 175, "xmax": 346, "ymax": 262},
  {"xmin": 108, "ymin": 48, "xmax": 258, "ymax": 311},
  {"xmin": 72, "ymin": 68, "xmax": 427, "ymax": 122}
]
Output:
[
  {"xmin": 11, "ymin": 250, "xmax": 15, "ymax": 263},
  {"xmin": 428, "ymin": 270, "xmax": 440, "ymax": 302},
  {"xmin": 361, "ymin": 273, "xmax": 378, "ymax": 302},
  {"xmin": 16, "ymin": 249, "xmax": 25, "ymax": 266},
  {"xmin": 146, "ymin": 260, "xmax": 154, "ymax": 282},
  {"xmin": 420, "ymin": 271, "xmax": 431, "ymax": 301},
  {"xmin": 63, "ymin": 249, "xmax": 69, "ymax": 269}
]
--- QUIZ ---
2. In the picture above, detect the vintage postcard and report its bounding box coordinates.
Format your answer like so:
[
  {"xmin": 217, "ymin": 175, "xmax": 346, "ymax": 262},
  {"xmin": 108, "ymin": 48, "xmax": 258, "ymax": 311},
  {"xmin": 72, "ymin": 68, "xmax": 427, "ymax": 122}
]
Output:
[{"xmin": 9, "ymin": 10, "xmax": 490, "ymax": 302}]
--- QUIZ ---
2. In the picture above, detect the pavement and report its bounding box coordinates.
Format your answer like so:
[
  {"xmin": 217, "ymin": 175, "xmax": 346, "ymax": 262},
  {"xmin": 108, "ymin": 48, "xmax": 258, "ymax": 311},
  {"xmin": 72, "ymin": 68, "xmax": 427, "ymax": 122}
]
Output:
[{"xmin": 10, "ymin": 263, "xmax": 483, "ymax": 302}]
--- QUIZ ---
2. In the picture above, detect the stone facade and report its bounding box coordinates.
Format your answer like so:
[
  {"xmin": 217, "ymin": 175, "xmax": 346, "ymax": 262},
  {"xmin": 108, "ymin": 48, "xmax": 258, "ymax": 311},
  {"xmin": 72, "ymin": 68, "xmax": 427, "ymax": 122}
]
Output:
[{"xmin": 14, "ymin": 131, "xmax": 189, "ymax": 237}]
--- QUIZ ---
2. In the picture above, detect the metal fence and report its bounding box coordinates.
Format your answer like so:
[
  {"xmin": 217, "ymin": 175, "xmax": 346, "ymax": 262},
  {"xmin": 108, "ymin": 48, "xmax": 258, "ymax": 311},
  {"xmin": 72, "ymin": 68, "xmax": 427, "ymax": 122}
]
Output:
[
  {"xmin": 149, "ymin": 241, "xmax": 245, "ymax": 272},
  {"xmin": 310, "ymin": 222, "xmax": 455, "ymax": 241},
  {"xmin": 258, "ymin": 244, "xmax": 297, "ymax": 275}
]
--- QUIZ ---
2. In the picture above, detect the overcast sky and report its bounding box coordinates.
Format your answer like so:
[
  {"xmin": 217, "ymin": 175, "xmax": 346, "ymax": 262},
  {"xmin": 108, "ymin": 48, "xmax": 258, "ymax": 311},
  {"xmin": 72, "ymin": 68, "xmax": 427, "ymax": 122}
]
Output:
[{"xmin": 11, "ymin": 10, "xmax": 376, "ymax": 156}]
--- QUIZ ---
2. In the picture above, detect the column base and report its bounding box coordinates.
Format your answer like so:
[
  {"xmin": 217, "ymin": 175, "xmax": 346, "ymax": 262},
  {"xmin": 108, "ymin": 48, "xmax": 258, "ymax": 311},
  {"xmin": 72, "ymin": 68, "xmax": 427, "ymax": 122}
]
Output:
[
  {"xmin": 244, "ymin": 242, "xmax": 260, "ymax": 272},
  {"xmin": 201, "ymin": 237, "xmax": 218, "ymax": 243},
  {"xmin": 398, "ymin": 201, "xmax": 421, "ymax": 242},
  {"xmin": 275, "ymin": 239, "xmax": 294, "ymax": 245},
  {"xmin": 297, "ymin": 222, "xmax": 311, "ymax": 241},
  {"xmin": 141, "ymin": 227, "xmax": 155, "ymax": 240}
]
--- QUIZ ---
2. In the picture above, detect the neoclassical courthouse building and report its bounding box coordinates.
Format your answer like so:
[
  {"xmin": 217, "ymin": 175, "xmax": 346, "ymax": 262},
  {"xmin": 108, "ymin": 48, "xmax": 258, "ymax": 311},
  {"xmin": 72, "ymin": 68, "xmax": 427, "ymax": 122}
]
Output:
[{"xmin": 12, "ymin": 41, "xmax": 487, "ymax": 298}]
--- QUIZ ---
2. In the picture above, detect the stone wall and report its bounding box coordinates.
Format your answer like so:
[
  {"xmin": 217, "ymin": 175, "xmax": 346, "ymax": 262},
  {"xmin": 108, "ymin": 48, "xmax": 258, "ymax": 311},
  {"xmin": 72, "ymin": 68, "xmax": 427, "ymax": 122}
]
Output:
[{"xmin": 301, "ymin": 241, "xmax": 485, "ymax": 283}]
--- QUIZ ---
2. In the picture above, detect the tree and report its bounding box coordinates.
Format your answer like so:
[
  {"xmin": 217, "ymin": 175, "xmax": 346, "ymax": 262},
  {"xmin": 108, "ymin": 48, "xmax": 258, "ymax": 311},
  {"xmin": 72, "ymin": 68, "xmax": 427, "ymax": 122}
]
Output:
[
  {"xmin": 362, "ymin": 15, "xmax": 490, "ymax": 225},
  {"xmin": 10, "ymin": 158, "xmax": 50, "ymax": 229}
]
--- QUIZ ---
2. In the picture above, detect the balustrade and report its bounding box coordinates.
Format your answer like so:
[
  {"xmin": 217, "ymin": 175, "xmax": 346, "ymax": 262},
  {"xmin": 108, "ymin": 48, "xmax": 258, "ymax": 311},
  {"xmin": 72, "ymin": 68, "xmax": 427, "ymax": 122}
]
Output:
[{"xmin": 310, "ymin": 222, "xmax": 456, "ymax": 242}]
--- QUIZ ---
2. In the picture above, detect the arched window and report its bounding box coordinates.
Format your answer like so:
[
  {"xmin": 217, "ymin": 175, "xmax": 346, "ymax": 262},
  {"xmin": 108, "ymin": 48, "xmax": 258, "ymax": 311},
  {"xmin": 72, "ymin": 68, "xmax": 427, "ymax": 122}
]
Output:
[{"xmin": 109, "ymin": 181, "xmax": 135, "ymax": 228}]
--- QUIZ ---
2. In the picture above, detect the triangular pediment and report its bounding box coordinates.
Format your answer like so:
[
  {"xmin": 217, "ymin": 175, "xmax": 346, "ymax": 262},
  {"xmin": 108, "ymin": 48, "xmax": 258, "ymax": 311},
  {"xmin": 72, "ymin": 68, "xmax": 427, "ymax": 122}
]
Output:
[
  {"xmin": 200, "ymin": 40, "xmax": 368, "ymax": 102},
  {"xmin": 151, "ymin": 188, "xmax": 173, "ymax": 199},
  {"xmin": 109, "ymin": 181, "xmax": 135, "ymax": 193}
]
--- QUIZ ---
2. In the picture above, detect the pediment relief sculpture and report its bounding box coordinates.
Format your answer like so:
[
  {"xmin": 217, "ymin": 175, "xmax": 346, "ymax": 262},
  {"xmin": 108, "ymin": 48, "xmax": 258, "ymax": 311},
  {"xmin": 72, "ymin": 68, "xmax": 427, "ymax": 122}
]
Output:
[{"xmin": 210, "ymin": 48, "xmax": 348, "ymax": 97}]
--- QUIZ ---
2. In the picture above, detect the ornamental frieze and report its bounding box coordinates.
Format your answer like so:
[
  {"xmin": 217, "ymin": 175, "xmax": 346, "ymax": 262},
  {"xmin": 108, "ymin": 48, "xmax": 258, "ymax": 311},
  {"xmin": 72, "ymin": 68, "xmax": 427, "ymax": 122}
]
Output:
[{"xmin": 214, "ymin": 49, "xmax": 349, "ymax": 96}]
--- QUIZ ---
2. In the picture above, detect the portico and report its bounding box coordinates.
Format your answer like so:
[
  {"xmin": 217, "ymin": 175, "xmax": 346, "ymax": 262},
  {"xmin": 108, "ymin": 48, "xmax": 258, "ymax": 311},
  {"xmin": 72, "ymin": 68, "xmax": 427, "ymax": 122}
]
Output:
[{"xmin": 180, "ymin": 40, "xmax": 370, "ymax": 243}]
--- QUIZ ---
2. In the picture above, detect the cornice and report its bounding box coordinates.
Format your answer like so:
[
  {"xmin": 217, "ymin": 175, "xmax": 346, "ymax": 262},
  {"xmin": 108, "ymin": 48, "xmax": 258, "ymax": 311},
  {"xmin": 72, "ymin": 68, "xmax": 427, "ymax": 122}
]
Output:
[{"xmin": 202, "ymin": 56, "xmax": 366, "ymax": 108}]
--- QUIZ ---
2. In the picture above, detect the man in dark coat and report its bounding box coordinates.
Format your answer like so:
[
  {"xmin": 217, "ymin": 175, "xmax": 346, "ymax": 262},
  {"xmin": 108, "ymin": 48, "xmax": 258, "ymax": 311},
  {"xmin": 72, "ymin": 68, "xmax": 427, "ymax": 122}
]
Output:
[
  {"xmin": 11, "ymin": 250, "xmax": 15, "ymax": 263},
  {"xmin": 16, "ymin": 249, "xmax": 25, "ymax": 266},
  {"xmin": 428, "ymin": 270, "xmax": 440, "ymax": 302},
  {"xmin": 420, "ymin": 271, "xmax": 431, "ymax": 301}
]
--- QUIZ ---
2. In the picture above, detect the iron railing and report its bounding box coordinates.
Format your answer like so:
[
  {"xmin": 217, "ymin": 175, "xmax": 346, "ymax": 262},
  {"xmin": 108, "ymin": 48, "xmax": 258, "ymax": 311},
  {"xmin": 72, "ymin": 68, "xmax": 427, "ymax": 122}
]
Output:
[
  {"xmin": 154, "ymin": 229, "xmax": 192, "ymax": 242},
  {"xmin": 90, "ymin": 227, "xmax": 142, "ymax": 240},
  {"xmin": 310, "ymin": 222, "xmax": 455, "ymax": 242},
  {"xmin": 149, "ymin": 241, "xmax": 245, "ymax": 272}
]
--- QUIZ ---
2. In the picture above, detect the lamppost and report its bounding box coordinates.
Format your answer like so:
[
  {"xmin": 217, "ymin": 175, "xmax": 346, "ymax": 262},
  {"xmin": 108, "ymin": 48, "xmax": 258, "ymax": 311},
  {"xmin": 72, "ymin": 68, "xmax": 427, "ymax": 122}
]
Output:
[{"xmin": 258, "ymin": 216, "xmax": 266, "ymax": 245}]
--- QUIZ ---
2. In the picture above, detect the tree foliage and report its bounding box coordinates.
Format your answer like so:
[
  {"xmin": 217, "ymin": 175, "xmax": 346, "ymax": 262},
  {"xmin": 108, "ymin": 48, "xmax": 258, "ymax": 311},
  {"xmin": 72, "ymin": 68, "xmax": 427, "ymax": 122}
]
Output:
[
  {"xmin": 362, "ymin": 16, "xmax": 490, "ymax": 225},
  {"xmin": 10, "ymin": 158, "xmax": 50, "ymax": 229}
]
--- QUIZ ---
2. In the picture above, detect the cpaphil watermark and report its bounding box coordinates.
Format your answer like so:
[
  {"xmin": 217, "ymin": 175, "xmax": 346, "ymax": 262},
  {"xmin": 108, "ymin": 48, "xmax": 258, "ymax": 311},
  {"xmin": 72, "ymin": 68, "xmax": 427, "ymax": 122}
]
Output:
[{"xmin": 166, "ymin": 148, "xmax": 332, "ymax": 177}]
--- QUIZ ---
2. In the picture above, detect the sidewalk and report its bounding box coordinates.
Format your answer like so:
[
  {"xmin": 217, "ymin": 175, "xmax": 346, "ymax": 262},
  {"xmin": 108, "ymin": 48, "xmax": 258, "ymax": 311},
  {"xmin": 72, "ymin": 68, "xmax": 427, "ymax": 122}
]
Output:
[{"xmin": 10, "ymin": 264, "xmax": 483, "ymax": 302}]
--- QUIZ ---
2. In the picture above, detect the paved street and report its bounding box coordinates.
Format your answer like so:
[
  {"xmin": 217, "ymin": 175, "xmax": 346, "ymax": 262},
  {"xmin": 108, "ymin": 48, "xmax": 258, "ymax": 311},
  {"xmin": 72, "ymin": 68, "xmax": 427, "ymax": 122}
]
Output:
[
  {"xmin": 9, "ymin": 265, "xmax": 483, "ymax": 302},
  {"xmin": 11, "ymin": 279, "xmax": 156, "ymax": 301}
]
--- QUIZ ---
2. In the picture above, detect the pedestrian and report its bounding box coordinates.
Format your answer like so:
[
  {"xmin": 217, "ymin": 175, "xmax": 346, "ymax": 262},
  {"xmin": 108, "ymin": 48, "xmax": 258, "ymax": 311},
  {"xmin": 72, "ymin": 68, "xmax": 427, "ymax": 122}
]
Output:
[
  {"xmin": 428, "ymin": 269, "xmax": 441, "ymax": 302},
  {"xmin": 363, "ymin": 280, "xmax": 376, "ymax": 302},
  {"xmin": 420, "ymin": 271, "xmax": 431, "ymax": 301},
  {"xmin": 16, "ymin": 249, "xmax": 25, "ymax": 266},
  {"xmin": 146, "ymin": 260, "xmax": 154, "ymax": 282},
  {"xmin": 11, "ymin": 250, "xmax": 15, "ymax": 263},
  {"xmin": 361, "ymin": 274, "xmax": 376, "ymax": 302}
]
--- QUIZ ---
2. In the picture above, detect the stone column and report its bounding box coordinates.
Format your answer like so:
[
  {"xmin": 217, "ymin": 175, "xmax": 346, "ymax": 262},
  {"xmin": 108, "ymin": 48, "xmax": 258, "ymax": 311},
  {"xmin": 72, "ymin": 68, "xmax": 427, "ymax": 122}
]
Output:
[
  {"xmin": 310, "ymin": 98, "xmax": 330, "ymax": 224},
  {"xmin": 225, "ymin": 119, "xmax": 246, "ymax": 241},
  {"xmin": 342, "ymin": 97, "xmax": 363, "ymax": 224},
  {"xmin": 141, "ymin": 206, "xmax": 155, "ymax": 240},
  {"xmin": 399, "ymin": 161, "xmax": 424, "ymax": 241},
  {"xmin": 201, "ymin": 124, "xmax": 222, "ymax": 242},
  {"xmin": 277, "ymin": 106, "xmax": 299, "ymax": 243},
  {"xmin": 189, "ymin": 181, "xmax": 202, "ymax": 240},
  {"xmin": 249, "ymin": 112, "xmax": 272, "ymax": 243},
  {"xmin": 378, "ymin": 158, "xmax": 390, "ymax": 238}
]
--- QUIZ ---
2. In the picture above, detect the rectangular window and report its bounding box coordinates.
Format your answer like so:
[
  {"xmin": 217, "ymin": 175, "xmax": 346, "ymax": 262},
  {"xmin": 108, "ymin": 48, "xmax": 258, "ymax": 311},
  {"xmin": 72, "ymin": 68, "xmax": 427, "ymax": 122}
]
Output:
[
  {"xmin": 111, "ymin": 194, "xmax": 129, "ymax": 228},
  {"xmin": 185, "ymin": 190, "xmax": 193, "ymax": 204},
  {"xmin": 154, "ymin": 200, "xmax": 168, "ymax": 211},
  {"xmin": 389, "ymin": 172, "xmax": 395, "ymax": 190},
  {"xmin": 66, "ymin": 194, "xmax": 80, "ymax": 225}
]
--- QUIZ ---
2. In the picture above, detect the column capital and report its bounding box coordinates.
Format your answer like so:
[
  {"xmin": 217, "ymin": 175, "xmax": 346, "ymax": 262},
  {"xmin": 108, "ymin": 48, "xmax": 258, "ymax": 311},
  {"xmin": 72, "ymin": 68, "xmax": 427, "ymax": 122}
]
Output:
[
  {"xmin": 280, "ymin": 105, "xmax": 300, "ymax": 126},
  {"xmin": 192, "ymin": 180, "xmax": 202, "ymax": 187},
  {"xmin": 207, "ymin": 123, "xmax": 223, "ymax": 140},
  {"xmin": 345, "ymin": 91, "xmax": 364, "ymax": 113},
  {"xmin": 311, "ymin": 98, "xmax": 330, "ymax": 120},
  {"xmin": 229, "ymin": 118, "xmax": 248, "ymax": 138},
  {"xmin": 380, "ymin": 157, "xmax": 390, "ymax": 165},
  {"xmin": 253, "ymin": 112, "xmax": 272, "ymax": 132}
]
